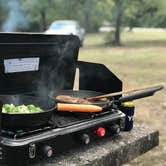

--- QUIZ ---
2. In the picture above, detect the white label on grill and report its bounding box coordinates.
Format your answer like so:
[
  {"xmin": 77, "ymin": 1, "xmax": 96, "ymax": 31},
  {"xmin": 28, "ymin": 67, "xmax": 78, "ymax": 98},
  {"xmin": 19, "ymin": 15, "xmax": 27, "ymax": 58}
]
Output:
[{"xmin": 4, "ymin": 58, "xmax": 40, "ymax": 73}]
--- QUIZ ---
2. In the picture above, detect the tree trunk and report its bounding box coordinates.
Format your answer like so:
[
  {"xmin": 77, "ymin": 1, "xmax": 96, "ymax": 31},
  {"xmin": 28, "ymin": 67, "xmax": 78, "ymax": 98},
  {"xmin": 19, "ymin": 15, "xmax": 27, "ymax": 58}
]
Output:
[
  {"xmin": 83, "ymin": 0, "xmax": 91, "ymax": 32},
  {"xmin": 83, "ymin": 10, "xmax": 90, "ymax": 32},
  {"xmin": 40, "ymin": 9, "xmax": 47, "ymax": 31},
  {"xmin": 114, "ymin": 0, "xmax": 123, "ymax": 46}
]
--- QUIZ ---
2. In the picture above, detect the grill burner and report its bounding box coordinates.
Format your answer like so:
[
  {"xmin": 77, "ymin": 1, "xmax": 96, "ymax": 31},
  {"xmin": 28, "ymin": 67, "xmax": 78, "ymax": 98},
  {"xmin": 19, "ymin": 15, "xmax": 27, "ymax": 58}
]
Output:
[{"xmin": 50, "ymin": 109, "xmax": 117, "ymax": 128}]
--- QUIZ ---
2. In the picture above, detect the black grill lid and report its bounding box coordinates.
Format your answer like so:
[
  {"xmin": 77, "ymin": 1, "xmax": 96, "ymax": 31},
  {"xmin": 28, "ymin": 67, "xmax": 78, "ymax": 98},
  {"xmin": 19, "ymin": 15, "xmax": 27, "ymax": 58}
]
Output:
[{"xmin": 0, "ymin": 33, "xmax": 80, "ymax": 94}]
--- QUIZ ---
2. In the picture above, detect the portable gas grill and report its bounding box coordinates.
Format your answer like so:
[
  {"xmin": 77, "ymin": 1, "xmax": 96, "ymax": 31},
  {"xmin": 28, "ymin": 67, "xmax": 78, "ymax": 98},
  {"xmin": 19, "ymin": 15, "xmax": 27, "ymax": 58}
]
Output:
[{"xmin": 0, "ymin": 33, "xmax": 162, "ymax": 165}]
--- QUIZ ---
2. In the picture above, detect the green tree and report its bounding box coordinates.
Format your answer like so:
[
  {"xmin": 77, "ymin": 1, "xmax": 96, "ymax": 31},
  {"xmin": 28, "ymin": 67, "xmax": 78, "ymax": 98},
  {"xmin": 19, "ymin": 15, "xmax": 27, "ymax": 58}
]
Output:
[
  {"xmin": 97, "ymin": 0, "xmax": 127, "ymax": 45},
  {"xmin": 79, "ymin": 0, "xmax": 102, "ymax": 32},
  {"xmin": 0, "ymin": 0, "xmax": 7, "ymax": 30},
  {"xmin": 22, "ymin": 0, "xmax": 58, "ymax": 31},
  {"xmin": 55, "ymin": 0, "xmax": 102, "ymax": 32},
  {"xmin": 98, "ymin": 0, "xmax": 166, "ymax": 45},
  {"xmin": 1, "ymin": 0, "xmax": 166, "ymax": 34},
  {"xmin": 150, "ymin": 0, "xmax": 166, "ymax": 27},
  {"xmin": 124, "ymin": 0, "xmax": 161, "ymax": 28}
]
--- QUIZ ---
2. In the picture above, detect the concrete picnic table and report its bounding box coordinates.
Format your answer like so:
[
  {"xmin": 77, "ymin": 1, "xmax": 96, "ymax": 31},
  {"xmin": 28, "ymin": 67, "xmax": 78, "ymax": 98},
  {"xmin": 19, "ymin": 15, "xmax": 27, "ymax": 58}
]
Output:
[{"xmin": 29, "ymin": 123, "xmax": 158, "ymax": 166}]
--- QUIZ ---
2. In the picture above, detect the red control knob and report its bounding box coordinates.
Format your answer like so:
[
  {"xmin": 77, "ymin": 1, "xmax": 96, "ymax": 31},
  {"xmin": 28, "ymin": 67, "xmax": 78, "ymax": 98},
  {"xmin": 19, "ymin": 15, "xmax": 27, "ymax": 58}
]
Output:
[{"xmin": 96, "ymin": 127, "xmax": 106, "ymax": 137}]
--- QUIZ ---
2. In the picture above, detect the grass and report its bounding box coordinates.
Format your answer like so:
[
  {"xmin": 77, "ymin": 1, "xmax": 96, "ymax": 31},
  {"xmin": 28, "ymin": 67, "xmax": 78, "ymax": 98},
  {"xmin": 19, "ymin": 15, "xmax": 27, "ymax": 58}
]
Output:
[
  {"xmin": 79, "ymin": 31, "xmax": 166, "ymax": 87},
  {"xmin": 78, "ymin": 30, "xmax": 166, "ymax": 166}
]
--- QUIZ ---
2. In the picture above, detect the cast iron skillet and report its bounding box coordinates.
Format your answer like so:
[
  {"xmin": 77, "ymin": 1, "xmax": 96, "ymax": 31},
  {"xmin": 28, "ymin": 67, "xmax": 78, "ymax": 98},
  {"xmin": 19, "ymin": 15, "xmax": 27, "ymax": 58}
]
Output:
[
  {"xmin": 1, "ymin": 95, "xmax": 55, "ymax": 130},
  {"xmin": 50, "ymin": 85, "xmax": 164, "ymax": 105},
  {"xmin": 49, "ymin": 90, "xmax": 111, "ymax": 107}
]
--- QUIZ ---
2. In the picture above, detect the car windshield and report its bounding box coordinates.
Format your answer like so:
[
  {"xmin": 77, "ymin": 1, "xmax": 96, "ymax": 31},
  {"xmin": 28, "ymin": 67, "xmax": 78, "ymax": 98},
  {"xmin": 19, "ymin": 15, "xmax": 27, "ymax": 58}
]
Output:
[{"xmin": 49, "ymin": 22, "xmax": 76, "ymax": 30}]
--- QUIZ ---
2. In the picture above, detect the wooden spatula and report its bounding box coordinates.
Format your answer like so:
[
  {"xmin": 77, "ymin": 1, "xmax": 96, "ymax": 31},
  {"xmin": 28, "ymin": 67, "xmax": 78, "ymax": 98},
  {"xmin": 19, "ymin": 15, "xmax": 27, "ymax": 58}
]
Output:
[{"xmin": 86, "ymin": 84, "xmax": 164, "ymax": 101}]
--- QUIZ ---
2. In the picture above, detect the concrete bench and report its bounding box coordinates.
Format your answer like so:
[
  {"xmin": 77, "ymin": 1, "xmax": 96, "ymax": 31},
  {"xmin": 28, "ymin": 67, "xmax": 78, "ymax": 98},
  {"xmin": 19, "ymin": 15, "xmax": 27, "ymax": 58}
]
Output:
[{"xmin": 31, "ymin": 123, "xmax": 158, "ymax": 166}]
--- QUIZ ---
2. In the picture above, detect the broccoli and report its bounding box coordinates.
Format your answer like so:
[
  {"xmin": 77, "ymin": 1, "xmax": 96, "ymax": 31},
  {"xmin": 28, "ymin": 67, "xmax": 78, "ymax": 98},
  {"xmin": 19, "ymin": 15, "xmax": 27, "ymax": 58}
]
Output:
[{"xmin": 2, "ymin": 104, "xmax": 43, "ymax": 114}]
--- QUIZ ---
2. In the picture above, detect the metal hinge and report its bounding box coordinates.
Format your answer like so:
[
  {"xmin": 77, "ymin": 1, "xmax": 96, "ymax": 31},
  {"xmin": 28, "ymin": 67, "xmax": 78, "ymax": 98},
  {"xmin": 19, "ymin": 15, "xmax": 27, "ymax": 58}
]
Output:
[
  {"xmin": 29, "ymin": 143, "xmax": 36, "ymax": 159},
  {"xmin": 0, "ymin": 147, "xmax": 3, "ymax": 160}
]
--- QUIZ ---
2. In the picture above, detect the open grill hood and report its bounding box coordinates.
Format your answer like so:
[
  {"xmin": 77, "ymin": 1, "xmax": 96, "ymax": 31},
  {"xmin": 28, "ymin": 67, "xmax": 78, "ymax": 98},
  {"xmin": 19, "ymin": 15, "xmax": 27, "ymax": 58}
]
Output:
[{"xmin": 0, "ymin": 33, "xmax": 80, "ymax": 94}]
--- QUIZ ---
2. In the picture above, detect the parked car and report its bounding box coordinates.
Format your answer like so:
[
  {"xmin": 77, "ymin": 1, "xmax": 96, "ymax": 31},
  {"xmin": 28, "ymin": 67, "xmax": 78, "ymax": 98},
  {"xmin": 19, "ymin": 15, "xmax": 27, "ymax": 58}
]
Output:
[{"xmin": 45, "ymin": 20, "xmax": 85, "ymax": 45}]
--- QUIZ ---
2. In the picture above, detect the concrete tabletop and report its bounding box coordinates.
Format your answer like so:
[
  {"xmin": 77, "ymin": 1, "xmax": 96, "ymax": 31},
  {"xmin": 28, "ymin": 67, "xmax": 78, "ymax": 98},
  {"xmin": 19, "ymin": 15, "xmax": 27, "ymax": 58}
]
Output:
[{"xmin": 29, "ymin": 123, "xmax": 159, "ymax": 166}]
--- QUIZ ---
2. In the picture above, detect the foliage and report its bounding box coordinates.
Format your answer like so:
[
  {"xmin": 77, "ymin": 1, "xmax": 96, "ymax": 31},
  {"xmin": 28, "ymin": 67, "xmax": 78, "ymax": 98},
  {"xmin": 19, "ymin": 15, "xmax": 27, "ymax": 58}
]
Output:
[
  {"xmin": 22, "ymin": 0, "xmax": 58, "ymax": 31},
  {"xmin": 96, "ymin": 0, "xmax": 166, "ymax": 45},
  {"xmin": 0, "ymin": 0, "xmax": 7, "ymax": 30},
  {"xmin": 0, "ymin": 0, "xmax": 166, "ymax": 34}
]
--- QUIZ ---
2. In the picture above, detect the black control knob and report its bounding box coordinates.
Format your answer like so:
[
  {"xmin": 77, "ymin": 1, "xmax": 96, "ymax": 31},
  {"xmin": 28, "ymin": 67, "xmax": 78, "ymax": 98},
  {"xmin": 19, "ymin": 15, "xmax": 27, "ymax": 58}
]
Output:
[
  {"xmin": 80, "ymin": 134, "xmax": 90, "ymax": 145},
  {"xmin": 110, "ymin": 124, "xmax": 120, "ymax": 134},
  {"xmin": 42, "ymin": 145, "xmax": 53, "ymax": 158}
]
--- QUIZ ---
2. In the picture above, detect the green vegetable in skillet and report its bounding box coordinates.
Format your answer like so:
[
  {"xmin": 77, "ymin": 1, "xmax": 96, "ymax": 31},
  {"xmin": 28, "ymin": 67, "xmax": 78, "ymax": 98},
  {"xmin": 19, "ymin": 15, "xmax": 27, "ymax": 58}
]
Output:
[{"xmin": 2, "ymin": 104, "xmax": 43, "ymax": 114}]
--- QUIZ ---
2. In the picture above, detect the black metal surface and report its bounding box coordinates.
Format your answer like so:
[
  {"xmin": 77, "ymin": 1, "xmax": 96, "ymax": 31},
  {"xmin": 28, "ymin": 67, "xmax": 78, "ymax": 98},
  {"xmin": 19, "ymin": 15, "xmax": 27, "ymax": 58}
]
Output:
[
  {"xmin": 46, "ymin": 112, "xmax": 92, "ymax": 128},
  {"xmin": 0, "ymin": 111, "xmax": 125, "ymax": 165},
  {"xmin": 0, "ymin": 111, "xmax": 125, "ymax": 146},
  {"xmin": 1, "ymin": 126, "xmax": 53, "ymax": 139},
  {"xmin": 0, "ymin": 95, "xmax": 55, "ymax": 130},
  {"xmin": 50, "ymin": 109, "xmax": 118, "ymax": 128},
  {"xmin": 118, "ymin": 85, "xmax": 164, "ymax": 102},
  {"xmin": 0, "ymin": 33, "xmax": 80, "ymax": 94},
  {"xmin": 78, "ymin": 61, "xmax": 122, "ymax": 99},
  {"xmin": 0, "ymin": 100, "xmax": 2, "ymax": 132}
]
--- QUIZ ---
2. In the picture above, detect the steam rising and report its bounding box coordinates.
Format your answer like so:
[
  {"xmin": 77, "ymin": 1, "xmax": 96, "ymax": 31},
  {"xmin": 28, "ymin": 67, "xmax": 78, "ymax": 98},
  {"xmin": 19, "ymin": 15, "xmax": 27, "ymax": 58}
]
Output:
[
  {"xmin": 2, "ymin": 0, "xmax": 28, "ymax": 32},
  {"xmin": 9, "ymin": 95, "xmax": 20, "ymax": 105},
  {"xmin": 36, "ymin": 39, "xmax": 79, "ymax": 101}
]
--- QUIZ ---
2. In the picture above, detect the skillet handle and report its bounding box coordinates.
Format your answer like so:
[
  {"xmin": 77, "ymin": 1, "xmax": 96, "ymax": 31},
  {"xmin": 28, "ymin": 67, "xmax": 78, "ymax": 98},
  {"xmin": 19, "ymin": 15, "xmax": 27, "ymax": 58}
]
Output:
[{"xmin": 118, "ymin": 85, "xmax": 164, "ymax": 102}]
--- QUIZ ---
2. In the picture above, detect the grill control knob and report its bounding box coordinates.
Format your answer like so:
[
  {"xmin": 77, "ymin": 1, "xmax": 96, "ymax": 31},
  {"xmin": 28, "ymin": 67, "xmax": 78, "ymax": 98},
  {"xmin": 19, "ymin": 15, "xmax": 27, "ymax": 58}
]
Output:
[
  {"xmin": 96, "ymin": 127, "xmax": 106, "ymax": 137},
  {"xmin": 110, "ymin": 124, "xmax": 120, "ymax": 134},
  {"xmin": 42, "ymin": 145, "xmax": 53, "ymax": 158},
  {"xmin": 80, "ymin": 134, "xmax": 90, "ymax": 145}
]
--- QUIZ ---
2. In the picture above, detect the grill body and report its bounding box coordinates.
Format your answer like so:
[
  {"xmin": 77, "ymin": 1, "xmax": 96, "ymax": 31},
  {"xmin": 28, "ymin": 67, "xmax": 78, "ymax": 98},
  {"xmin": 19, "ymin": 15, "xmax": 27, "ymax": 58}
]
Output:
[{"xmin": 0, "ymin": 33, "xmax": 124, "ymax": 164}]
